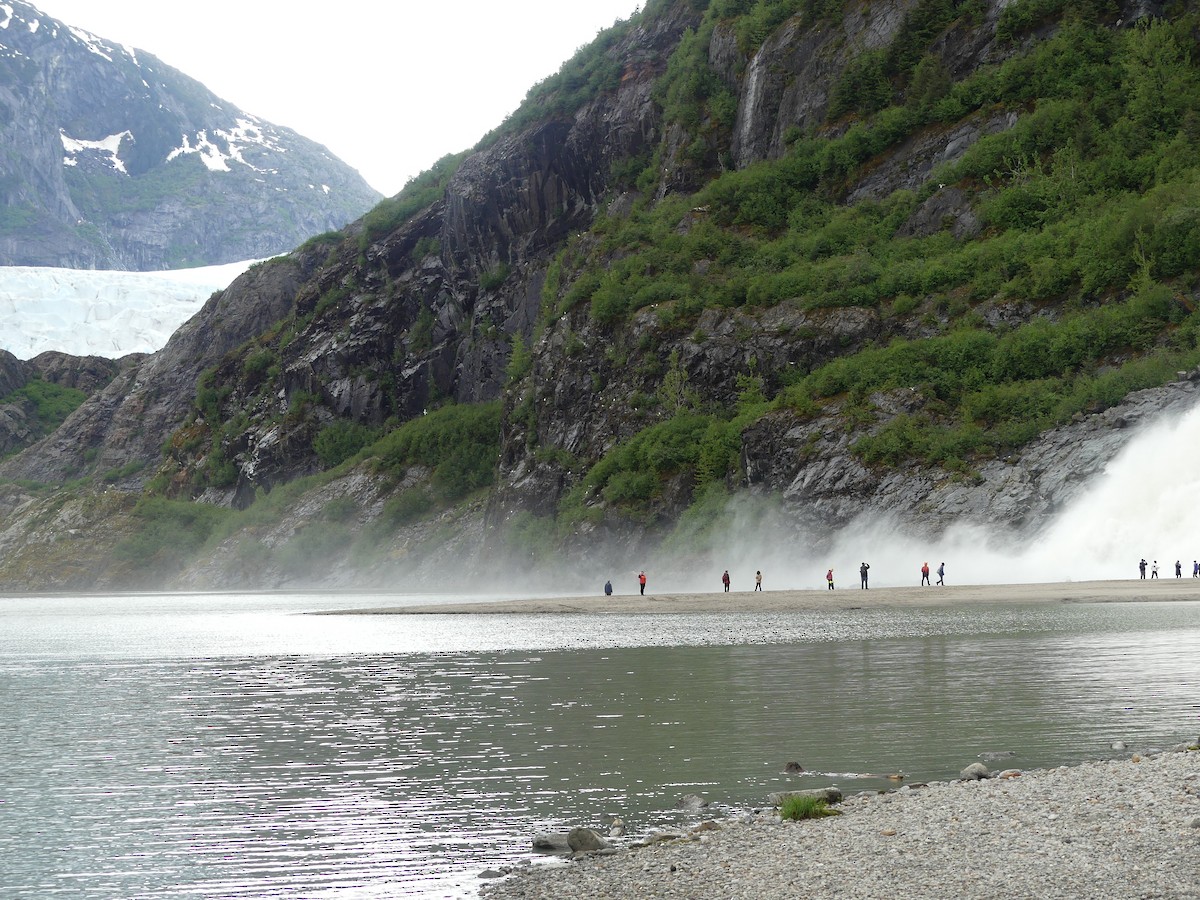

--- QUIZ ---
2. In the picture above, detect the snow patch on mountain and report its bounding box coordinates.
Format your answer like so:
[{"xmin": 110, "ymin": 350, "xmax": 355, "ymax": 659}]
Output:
[
  {"xmin": 61, "ymin": 130, "xmax": 132, "ymax": 172},
  {"xmin": 0, "ymin": 261, "xmax": 257, "ymax": 359}
]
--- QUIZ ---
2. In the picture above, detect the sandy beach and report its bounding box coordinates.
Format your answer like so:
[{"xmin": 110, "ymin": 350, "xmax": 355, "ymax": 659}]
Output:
[{"xmin": 319, "ymin": 577, "xmax": 1200, "ymax": 615}]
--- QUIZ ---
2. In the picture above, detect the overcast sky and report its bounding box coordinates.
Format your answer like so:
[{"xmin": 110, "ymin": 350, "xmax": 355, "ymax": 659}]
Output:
[{"xmin": 33, "ymin": 0, "xmax": 641, "ymax": 197}]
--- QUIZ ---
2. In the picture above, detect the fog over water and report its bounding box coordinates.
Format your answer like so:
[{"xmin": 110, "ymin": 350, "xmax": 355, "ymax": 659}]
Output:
[{"xmin": 618, "ymin": 397, "xmax": 1200, "ymax": 595}]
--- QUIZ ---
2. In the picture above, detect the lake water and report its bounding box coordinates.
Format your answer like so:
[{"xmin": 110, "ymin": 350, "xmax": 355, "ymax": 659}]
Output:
[{"xmin": 2, "ymin": 592, "xmax": 1198, "ymax": 899}]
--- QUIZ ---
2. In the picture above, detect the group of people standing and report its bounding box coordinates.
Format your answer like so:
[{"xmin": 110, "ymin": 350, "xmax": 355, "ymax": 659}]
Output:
[
  {"xmin": 920, "ymin": 561, "xmax": 945, "ymax": 586},
  {"xmin": 720, "ymin": 569, "xmax": 763, "ymax": 591},
  {"xmin": 825, "ymin": 560, "xmax": 945, "ymax": 590},
  {"xmin": 606, "ymin": 560, "xmax": 950, "ymax": 595},
  {"xmin": 1137, "ymin": 559, "xmax": 1199, "ymax": 579}
]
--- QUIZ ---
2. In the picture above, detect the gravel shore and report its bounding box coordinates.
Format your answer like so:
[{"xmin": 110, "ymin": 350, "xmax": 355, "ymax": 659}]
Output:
[{"xmin": 481, "ymin": 748, "xmax": 1200, "ymax": 900}]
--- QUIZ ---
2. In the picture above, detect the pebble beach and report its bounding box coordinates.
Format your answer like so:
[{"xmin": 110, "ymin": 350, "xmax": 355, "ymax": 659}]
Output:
[{"xmin": 481, "ymin": 748, "xmax": 1200, "ymax": 900}]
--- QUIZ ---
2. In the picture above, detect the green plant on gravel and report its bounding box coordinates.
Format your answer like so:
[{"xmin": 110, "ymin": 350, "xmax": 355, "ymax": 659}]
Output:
[{"xmin": 778, "ymin": 794, "xmax": 841, "ymax": 821}]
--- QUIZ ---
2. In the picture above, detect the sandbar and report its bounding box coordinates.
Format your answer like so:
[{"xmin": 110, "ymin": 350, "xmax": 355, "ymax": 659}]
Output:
[{"xmin": 318, "ymin": 578, "xmax": 1200, "ymax": 615}]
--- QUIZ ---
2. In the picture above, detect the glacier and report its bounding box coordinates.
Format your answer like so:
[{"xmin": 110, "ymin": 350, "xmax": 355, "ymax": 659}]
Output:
[{"xmin": 0, "ymin": 260, "xmax": 256, "ymax": 359}]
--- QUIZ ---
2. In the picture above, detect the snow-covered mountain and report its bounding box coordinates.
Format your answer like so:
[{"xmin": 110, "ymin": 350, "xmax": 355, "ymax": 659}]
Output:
[
  {"xmin": 0, "ymin": 261, "xmax": 254, "ymax": 358},
  {"xmin": 0, "ymin": 1, "xmax": 381, "ymax": 269}
]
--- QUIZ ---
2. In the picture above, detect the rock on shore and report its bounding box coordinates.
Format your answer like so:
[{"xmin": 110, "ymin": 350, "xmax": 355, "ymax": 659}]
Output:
[{"xmin": 482, "ymin": 749, "xmax": 1200, "ymax": 900}]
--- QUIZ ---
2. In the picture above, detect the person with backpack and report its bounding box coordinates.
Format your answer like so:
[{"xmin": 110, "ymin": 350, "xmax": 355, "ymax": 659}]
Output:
[
  {"xmin": 920, "ymin": 562, "xmax": 930, "ymax": 585},
  {"xmin": 721, "ymin": 570, "xmax": 731, "ymax": 592}
]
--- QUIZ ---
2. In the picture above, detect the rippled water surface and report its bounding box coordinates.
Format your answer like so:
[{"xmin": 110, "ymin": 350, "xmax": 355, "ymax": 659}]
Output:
[{"xmin": 2, "ymin": 592, "xmax": 1198, "ymax": 898}]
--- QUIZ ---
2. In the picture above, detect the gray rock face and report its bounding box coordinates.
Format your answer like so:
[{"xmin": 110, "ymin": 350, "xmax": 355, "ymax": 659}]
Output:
[
  {"xmin": 0, "ymin": 1, "xmax": 379, "ymax": 269},
  {"xmin": 730, "ymin": 1, "xmax": 923, "ymax": 170}
]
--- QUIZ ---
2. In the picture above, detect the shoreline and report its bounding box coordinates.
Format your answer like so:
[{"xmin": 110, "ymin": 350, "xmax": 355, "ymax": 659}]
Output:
[
  {"xmin": 481, "ymin": 746, "xmax": 1200, "ymax": 900},
  {"xmin": 313, "ymin": 577, "xmax": 1200, "ymax": 615}
]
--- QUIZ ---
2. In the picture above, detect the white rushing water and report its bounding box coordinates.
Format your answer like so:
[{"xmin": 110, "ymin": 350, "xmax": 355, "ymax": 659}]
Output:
[{"xmin": 669, "ymin": 396, "xmax": 1200, "ymax": 593}]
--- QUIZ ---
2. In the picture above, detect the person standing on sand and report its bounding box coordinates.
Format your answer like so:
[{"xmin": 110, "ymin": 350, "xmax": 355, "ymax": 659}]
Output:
[
  {"xmin": 859, "ymin": 562, "xmax": 869, "ymax": 589},
  {"xmin": 1193, "ymin": 560, "xmax": 1198, "ymax": 578},
  {"xmin": 755, "ymin": 570, "xmax": 762, "ymax": 591},
  {"xmin": 1152, "ymin": 561, "xmax": 1159, "ymax": 579},
  {"xmin": 1175, "ymin": 560, "xmax": 1182, "ymax": 578},
  {"xmin": 1139, "ymin": 558, "xmax": 1147, "ymax": 579},
  {"xmin": 638, "ymin": 571, "xmax": 647, "ymax": 595},
  {"xmin": 826, "ymin": 568, "xmax": 835, "ymax": 590},
  {"xmin": 604, "ymin": 579, "xmax": 613, "ymax": 596},
  {"xmin": 937, "ymin": 562, "xmax": 945, "ymax": 586},
  {"xmin": 921, "ymin": 562, "xmax": 930, "ymax": 585},
  {"xmin": 722, "ymin": 570, "xmax": 731, "ymax": 592}
]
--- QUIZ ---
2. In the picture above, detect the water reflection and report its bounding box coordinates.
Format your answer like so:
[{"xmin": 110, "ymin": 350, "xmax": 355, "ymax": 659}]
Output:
[{"xmin": 0, "ymin": 596, "xmax": 1197, "ymax": 899}]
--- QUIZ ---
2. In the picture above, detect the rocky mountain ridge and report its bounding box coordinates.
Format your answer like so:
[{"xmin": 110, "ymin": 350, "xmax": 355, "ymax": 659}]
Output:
[{"xmin": 0, "ymin": 1, "xmax": 380, "ymax": 269}]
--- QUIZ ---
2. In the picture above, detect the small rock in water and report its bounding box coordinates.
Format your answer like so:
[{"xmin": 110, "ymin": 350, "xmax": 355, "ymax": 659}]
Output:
[
  {"xmin": 478, "ymin": 869, "xmax": 504, "ymax": 880},
  {"xmin": 1111, "ymin": 740, "xmax": 1127, "ymax": 751},
  {"xmin": 609, "ymin": 816, "xmax": 625, "ymax": 837},
  {"xmin": 566, "ymin": 827, "xmax": 612, "ymax": 853},
  {"xmin": 960, "ymin": 762, "xmax": 992, "ymax": 781},
  {"xmin": 783, "ymin": 761, "xmax": 805, "ymax": 773},
  {"xmin": 978, "ymin": 750, "xmax": 1016, "ymax": 761},
  {"xmin": 532, "ymin": 832, "xmax": 571, "ymax": 852},
  {"xmin": 676, "ymin": 793, "xmax": 708, "ymax": 810}
]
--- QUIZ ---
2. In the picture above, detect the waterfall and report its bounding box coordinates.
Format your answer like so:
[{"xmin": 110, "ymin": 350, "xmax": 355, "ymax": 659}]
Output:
[
  {"xmin": 657, "ymin": 397, "xmax": 1200, "ymax": 592},
  {"xmin": 820, "ymin": 399, "xmax": 1200, "ymax": 587}
]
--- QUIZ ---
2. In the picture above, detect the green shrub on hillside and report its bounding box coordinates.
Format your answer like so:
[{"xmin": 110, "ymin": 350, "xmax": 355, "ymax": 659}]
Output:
[
  {"xmin": 370, "ymin": 402, "xmax": 502, "ymax": 501},
  {"xmin": 358, "ymin": 152, "xmax": 466, "ymax": 251},
  {"xmin": 0, "ymin": 378, "xmax": 88, "ymax": 438},
  {"xmin": 113, "ymin": 497, "xmax": 234, "ymax": 571},
  {"xmin": 314, "ymin": 421, "xmax": 380, "ymax": 468}
]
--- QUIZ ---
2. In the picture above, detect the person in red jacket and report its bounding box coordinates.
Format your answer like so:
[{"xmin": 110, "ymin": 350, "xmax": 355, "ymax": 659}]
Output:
[
  {"xmin": 921, "ymin": 562, "xmax": 930, "ymax": 585},
  {"xmin": 638, "ymin": 571, "xmax": 647, "ymax": 595},
  {"xmin": 826, "ymin": 568, "xmax": 834, "ymax": 590},
  {"xmin": 721, "ymin": 570, "xmax": 731, "ymax": 592}
]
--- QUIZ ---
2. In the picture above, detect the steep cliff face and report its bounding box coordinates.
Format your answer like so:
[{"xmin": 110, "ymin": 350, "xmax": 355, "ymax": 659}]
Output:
[
  {"xmin": 483, "ymin": 0, "xmax": 1189, "ymax": 561},
  {"xmin": 0, "ymin": 1, "xmax": 380, "ymax": 269}
]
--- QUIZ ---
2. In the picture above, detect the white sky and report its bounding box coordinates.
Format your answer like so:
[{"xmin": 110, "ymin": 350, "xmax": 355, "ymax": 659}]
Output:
[{"xmin": 32, "ymin": 1, "xmax": 642, "ymax": 197}]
